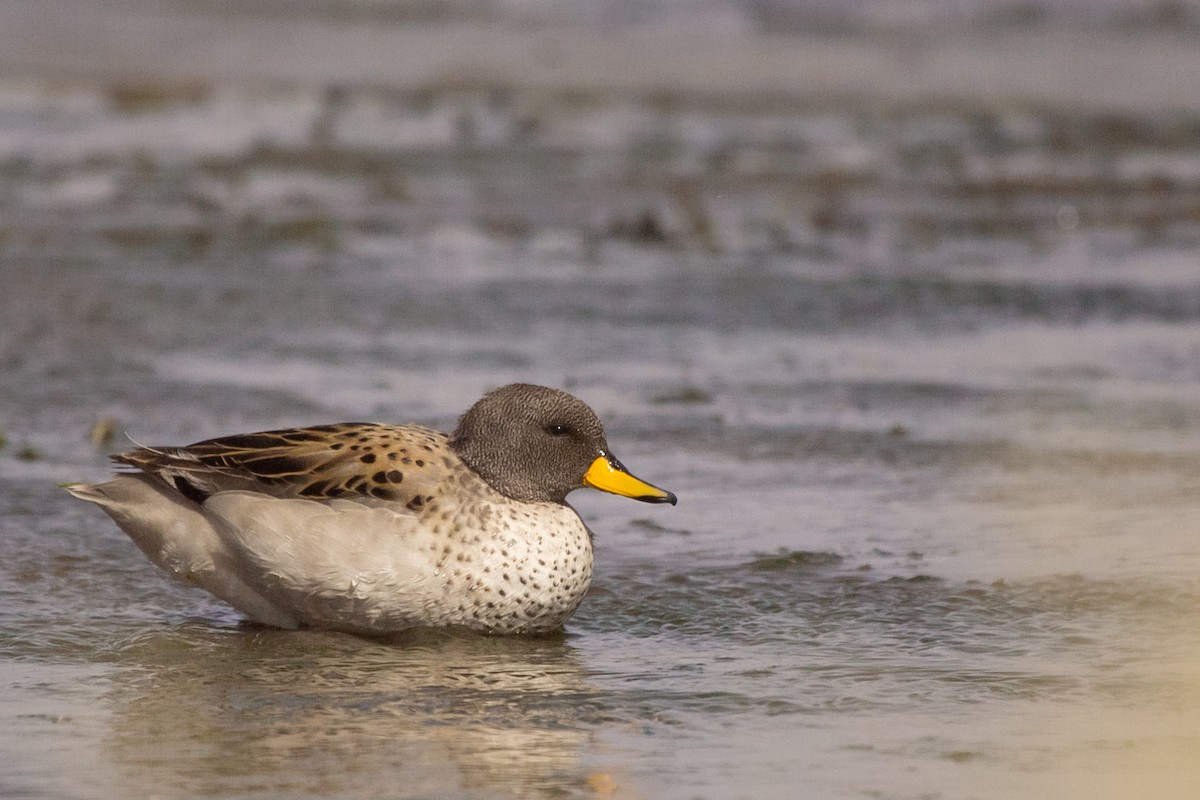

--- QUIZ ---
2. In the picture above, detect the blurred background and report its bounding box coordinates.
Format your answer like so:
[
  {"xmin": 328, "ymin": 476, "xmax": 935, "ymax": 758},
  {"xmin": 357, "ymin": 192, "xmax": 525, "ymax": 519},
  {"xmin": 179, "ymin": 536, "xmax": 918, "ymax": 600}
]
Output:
[{"xmin": 2, "ymin": 3, "xmax": 1200, "ymax": 799}]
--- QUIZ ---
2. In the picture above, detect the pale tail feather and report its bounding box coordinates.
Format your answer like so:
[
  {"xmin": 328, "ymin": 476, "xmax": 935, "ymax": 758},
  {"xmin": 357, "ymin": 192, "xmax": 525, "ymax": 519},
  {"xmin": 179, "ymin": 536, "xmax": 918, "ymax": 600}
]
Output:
[{"xmin": 64, "ymin": 476, "xmax": 299, "ymax": 628}]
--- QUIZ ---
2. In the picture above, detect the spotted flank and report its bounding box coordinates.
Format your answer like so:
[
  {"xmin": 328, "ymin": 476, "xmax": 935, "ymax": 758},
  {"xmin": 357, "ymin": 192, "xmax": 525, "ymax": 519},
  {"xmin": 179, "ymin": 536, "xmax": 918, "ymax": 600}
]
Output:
[{"xmin": 66, "ymin": 384, "xmax": 676, "ymax": 636}]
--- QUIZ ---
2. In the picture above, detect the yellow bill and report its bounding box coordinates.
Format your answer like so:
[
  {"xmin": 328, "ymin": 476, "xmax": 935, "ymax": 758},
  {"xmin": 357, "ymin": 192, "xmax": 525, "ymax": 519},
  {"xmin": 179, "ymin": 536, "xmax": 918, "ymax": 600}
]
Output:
[{"xmin": 583, "ymin": 454, "xmax": 677, "ymax": 505}]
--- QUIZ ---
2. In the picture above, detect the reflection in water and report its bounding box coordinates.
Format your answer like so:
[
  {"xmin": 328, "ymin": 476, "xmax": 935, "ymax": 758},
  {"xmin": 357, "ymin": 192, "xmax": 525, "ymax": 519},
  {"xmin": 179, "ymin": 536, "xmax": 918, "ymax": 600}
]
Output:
[{"xmin": 103, "ymin": 628, "xmax": 605, "ymax": 799}]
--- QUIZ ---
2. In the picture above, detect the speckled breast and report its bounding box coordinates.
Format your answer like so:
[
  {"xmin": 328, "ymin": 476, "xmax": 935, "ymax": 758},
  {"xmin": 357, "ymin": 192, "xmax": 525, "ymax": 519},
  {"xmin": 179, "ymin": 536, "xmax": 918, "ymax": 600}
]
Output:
[{"xmin": 416, "ymin": 495, "xmax": 595, "ymax": 634}]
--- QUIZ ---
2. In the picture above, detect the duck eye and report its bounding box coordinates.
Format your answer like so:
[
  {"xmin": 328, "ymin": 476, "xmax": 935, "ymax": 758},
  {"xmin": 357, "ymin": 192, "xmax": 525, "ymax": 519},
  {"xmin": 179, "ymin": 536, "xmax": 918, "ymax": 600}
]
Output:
[{"xmin": 545, "ymin": 424, "xmax": 570, "ymax": 437}]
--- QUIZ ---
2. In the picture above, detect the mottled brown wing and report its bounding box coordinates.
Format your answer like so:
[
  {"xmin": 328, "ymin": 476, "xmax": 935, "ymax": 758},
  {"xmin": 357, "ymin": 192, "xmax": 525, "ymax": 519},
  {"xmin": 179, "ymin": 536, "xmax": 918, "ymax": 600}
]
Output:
[{"xmin": 114, "ymin": 422, "xmax": 449, "ymax": 511}]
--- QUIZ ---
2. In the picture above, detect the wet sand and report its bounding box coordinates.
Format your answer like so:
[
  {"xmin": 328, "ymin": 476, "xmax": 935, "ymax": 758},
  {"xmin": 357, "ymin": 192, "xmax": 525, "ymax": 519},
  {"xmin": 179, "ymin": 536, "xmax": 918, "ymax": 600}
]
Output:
[{"xmin": 3, "ymin": 1, "xmax": 1200, "ymax": 113}]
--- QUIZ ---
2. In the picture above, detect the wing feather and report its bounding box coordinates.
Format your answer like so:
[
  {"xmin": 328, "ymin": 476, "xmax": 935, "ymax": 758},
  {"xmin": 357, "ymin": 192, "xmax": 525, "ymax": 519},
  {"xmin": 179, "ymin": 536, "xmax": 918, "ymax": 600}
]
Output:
[{"xmin": 113, "ymin": 422, "xmax": 450, "ymax": 506}]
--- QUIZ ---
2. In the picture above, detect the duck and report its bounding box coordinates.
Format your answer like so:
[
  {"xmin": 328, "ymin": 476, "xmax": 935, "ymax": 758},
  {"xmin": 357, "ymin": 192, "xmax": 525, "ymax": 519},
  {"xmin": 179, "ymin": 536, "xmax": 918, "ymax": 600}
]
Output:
[{"xmin": 65, "ymin": 383, "xmax": 676, "ymax": 635}]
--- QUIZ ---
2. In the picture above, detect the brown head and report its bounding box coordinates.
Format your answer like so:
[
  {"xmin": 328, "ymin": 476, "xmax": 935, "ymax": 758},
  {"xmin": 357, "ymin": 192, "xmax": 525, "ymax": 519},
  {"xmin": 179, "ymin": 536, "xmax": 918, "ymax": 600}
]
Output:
[{"xmin": 450, "ymin": 383, "xmax": 677, "ymax": 506}]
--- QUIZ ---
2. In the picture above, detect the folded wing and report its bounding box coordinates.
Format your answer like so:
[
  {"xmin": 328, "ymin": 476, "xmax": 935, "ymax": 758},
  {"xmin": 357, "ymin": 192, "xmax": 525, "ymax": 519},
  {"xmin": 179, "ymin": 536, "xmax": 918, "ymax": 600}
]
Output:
[{"xmin": 114, "ymin": 422, "xmax": 449, "ymax": 511}]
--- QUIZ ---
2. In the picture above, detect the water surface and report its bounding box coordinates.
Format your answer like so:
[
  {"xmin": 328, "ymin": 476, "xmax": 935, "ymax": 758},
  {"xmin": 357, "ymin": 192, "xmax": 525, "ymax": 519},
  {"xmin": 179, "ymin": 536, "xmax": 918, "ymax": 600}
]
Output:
[{"xmin": 3, "ymin": 5, "xmax": 1200, "ymax": 799}]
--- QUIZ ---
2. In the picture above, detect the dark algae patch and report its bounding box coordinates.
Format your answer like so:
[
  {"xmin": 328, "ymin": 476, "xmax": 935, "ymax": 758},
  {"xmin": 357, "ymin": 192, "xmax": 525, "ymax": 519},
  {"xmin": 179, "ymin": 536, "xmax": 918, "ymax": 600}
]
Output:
[{"xmin": 747, "ymin": 550, "xmax": 845, "ymax": 571}]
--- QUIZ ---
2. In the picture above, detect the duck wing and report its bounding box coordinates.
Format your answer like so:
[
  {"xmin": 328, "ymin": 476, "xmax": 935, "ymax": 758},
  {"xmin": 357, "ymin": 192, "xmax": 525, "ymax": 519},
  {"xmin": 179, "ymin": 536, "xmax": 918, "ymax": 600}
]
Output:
[{"xmin": 114, "ymin": 422, "xmax": 450, "ymax": 510}]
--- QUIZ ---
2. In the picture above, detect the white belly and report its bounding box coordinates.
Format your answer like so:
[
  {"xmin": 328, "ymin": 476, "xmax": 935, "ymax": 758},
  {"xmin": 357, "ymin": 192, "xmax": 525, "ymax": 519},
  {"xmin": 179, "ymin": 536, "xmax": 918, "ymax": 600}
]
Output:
[{"xmin": 206, "ymin": 492, "xmax": 595, "ymax": 634}]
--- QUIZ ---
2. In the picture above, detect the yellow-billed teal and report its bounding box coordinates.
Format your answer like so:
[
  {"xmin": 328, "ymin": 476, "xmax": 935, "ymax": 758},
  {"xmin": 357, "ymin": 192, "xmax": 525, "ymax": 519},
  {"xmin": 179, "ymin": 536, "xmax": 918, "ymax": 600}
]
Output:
[{"xmin": 66, "ymin": 383, "xmax": 676, "ymax": 635}]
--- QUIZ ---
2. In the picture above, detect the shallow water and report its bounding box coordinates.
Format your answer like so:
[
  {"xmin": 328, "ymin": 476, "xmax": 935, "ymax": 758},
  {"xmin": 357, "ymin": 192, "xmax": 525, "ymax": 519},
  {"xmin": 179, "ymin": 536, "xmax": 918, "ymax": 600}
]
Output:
[{"xmin": 4, "ymin": 5, "xmax": 1200, "ymax": 800}]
